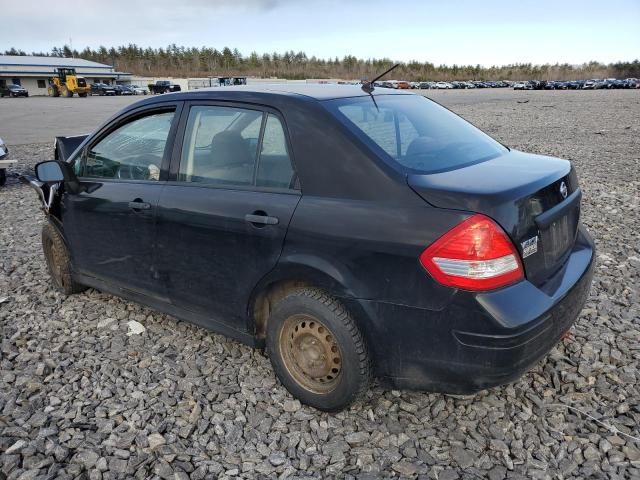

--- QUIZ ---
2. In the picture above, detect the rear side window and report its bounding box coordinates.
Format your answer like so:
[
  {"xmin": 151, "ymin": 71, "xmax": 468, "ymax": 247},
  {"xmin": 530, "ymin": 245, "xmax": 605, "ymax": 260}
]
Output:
[
  {"xmin": 256, "ymin": 114, "xmax": 295, "ymax": 189},
  {"xmin": 84, "ymin": 111, "xmax": 174, "ymax": 180},
  {"xmin": 179, "ymin": 106, "xmax": 262, "ymax": 186},
  {"xmin": 179, "ymin": 106, "xmax": 295, "ymax": 189},
  {"xmin": 325, "ymin": 95, "xmax": 507, "ymax": 174}
]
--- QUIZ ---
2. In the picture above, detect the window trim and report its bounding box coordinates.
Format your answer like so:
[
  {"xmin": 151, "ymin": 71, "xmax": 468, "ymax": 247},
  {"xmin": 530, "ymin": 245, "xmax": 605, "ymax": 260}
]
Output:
[
  {"xmin": 169, "ymin": 100, "xmax": 299, "ymax": 193},
  {"xmin": 77, "ymin": 102, "xmax": 183, "ymax": 182}
]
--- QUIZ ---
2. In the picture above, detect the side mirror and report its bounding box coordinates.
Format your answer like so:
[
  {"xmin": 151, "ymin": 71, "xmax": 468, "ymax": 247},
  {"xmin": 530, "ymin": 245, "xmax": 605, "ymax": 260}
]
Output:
[
  {"xmin": 35, "ymin": 160, "xmax": 82, "ymax": 194},
  {"xmin": 35, "ymin": 161, "xmax": 65, "ymax": 183}
]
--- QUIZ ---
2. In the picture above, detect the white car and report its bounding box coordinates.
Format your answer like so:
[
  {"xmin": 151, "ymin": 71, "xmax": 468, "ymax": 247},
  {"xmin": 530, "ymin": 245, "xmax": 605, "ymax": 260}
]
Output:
[
  {"xmin": 435, "ymin": 82, "xmax": 453, "ymax": 89},
  {"xmin": 130, "ymin": 85, "xmax": 149, "ymax": 95},
  {"xmin": 0, "ymin": 137, "xmax": 16, "ymax": 186}
]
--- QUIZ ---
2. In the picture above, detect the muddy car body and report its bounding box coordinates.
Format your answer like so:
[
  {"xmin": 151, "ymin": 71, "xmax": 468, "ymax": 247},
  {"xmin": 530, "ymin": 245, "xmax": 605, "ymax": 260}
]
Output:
[{"xmin": 27, "ymin": 85, "xmax": 595, "ymax": 411}]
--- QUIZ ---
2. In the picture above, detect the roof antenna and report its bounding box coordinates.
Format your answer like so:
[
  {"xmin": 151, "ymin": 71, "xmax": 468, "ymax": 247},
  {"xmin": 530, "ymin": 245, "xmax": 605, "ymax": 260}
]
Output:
[{"xmin": 361, "ymin": 63, "xmax": 400, "ymax": 93}]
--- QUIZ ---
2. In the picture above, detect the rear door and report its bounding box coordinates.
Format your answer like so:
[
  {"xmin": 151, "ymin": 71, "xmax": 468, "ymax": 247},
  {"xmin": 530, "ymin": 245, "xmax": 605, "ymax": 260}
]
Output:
[
  {"xmin": 155, "ymin": 102, "xmax": 300, "ymax": 329},
  {"xmin": 63, "ymin": 103, "xmax": 182, "ymax": 299}
]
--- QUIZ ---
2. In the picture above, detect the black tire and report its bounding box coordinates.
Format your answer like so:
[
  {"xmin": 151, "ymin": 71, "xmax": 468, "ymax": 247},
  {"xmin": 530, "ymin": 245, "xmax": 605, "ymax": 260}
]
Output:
[
  {"xmin": 0, "ymin": 169, "xmax": 6, "ymax": 186},
  {"xmin": 266, "ymin": 287, "xmax": 371, "ymax": 412},
  {"xmin": 42, "ymin": 221, "xmax": 86, "ymax": 295},
  {"xmin": 79, "ymin": 92, "xmax": 87, "ymax": 98}
]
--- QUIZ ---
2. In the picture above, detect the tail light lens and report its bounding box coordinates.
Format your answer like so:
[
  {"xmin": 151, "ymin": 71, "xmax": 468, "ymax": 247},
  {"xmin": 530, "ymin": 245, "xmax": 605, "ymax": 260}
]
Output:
[{"xmin": 420, "ymin": 214, "xmax": 524, "ymax": 291}]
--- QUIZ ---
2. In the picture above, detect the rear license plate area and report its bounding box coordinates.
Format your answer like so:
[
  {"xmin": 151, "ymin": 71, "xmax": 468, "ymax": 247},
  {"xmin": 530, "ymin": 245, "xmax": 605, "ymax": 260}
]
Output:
[{"xmin": 541, "ymin": 207, "xmax": 579, "ymax": 267}]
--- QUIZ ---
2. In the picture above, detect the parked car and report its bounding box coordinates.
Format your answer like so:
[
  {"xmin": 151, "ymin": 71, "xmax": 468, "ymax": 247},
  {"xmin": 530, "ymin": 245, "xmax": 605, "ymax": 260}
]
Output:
[
  {"xmin": 26, "ymin": 84, "xmax": 594, "ymax": 411},
  {"xmin": 582, "ymin": 80, "xmax": 596, "ymax": 90},
  {"xmin": 113, "ymin": 85, "xmax": 134, "ymax": 96},
  {"xmin": 418, "ymin": 82, "xmax": 431, "ymax": 89},
  {"xmin": 90, "ymin": 83, "xmax": 116, "ymax": 96},
  {"xmin": 0, "ymin": 137, "xmax": 14, "ymax": 186},
  {"xmin": 434, "ymin": 81, "xmax": 453, "ymax": 89},
  {"xmin": 130, "ymin": 85, "xmax": 149, "ymax": 95},
  {"xmin": 149, "ymin": 80, "xmax": 182, "ymax": 94},
  {"xmin": 395, "ymin": 81, "xmax": 412, "ymax": 90},
  {"xmin": 1, "ymin": 84, "xmax": 29, "ymax": 97},
  {"xmin": 513, "ymin": 82, "xmax": 529, "ymax": 90}
]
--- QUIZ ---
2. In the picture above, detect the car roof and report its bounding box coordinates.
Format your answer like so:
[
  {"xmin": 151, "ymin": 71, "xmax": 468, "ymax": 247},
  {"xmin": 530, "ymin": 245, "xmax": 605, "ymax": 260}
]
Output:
[{"xmin": 142, "ymin": 83, "xmax": 416, "ymax": 103}]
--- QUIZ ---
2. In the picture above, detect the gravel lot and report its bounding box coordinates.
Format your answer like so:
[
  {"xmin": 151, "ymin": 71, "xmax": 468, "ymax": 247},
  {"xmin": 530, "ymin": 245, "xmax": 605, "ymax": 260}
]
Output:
[{"xmin": 1, "ymin": 90, "xmax": 639, "ymax": 479}]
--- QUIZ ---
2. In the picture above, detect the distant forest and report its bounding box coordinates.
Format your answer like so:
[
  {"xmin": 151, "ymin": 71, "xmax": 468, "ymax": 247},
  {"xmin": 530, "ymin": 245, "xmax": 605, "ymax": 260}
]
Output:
[{"xmin": 4, "ymin": 45, "xmax": 639, "ymax": 81}]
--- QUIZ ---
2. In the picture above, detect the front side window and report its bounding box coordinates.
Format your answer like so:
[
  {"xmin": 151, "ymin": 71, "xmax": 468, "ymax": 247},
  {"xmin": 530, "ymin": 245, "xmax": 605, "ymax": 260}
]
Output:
[
  {"xmin": 325, "ymin": 95, "xmax": 507, "ymax": 174},
  {"xmin": 179, "ymin": 106, "xmax": 295, "ymax": 189},
  {"xmin": 84, "ymin": 111, "xmax": 174, "ymax": 180}
]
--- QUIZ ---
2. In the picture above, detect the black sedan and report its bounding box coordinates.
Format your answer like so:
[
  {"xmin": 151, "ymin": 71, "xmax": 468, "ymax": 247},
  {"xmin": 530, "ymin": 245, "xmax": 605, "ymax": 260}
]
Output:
[
  {"xmin": 27, "ymin": 84, "xmax": 595, "ymax": 411},
  {"xmin": 113, "ymin": 85, "xmax": 134, "ymax": 95},
  {"xmin": 1, "ymin": 84, "xmax": 29, "ymax": 97},
  {"xmin": 90, "ymin": 83, "xmax": 116, "ymax": 96}
]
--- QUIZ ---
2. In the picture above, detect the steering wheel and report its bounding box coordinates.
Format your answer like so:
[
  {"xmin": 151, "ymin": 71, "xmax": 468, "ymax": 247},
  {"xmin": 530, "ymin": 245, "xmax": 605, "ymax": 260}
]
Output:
[{"xmin": 116, "ymin": 164, "xmax": 148, "ymax": 180}]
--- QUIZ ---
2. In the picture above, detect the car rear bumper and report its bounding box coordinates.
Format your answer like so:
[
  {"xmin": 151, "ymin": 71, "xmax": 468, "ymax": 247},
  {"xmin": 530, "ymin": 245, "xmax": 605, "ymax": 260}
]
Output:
[{"xmin": 347, "ymin": 225, "xmax": 595, "ymax": 394}]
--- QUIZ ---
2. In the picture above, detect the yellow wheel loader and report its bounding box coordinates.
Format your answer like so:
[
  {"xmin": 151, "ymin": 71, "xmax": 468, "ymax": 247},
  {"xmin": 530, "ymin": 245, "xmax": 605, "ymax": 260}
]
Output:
[{"xmin": 48, "ymin": 68, "xmax": 90, "ymax": 98}]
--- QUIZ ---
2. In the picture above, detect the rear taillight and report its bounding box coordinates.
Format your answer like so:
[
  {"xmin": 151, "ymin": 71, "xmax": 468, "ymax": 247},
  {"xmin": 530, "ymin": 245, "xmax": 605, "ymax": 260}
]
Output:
[{"xmin": 419, "ymin": 214, "xmax": 524, "ymax": 291}]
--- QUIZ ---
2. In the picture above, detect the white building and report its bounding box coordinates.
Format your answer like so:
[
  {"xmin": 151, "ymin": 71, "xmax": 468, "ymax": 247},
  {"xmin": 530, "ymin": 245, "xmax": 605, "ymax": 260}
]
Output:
[{"xmin": 0, "ymin": 56, "xmax": 131, "ymax": 95}]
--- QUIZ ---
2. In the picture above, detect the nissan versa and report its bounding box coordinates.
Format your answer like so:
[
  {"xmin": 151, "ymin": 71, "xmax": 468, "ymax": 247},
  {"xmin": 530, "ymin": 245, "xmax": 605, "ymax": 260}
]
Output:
[{"xmin": 26, "ymin": 83, "xmax": 594, "ymax": 411}]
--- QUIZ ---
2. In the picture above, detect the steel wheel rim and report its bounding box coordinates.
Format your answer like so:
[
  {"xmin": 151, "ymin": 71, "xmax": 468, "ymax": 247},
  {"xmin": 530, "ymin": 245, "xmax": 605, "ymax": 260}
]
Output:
[{"xmin": 279, "ymin": 314, "xmax": 343, "ymax": 394}]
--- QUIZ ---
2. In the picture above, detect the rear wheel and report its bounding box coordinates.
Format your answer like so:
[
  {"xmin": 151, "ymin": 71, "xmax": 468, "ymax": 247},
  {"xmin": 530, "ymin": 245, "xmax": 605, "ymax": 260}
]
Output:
[
  {"xmin": 79, "ymin": 92, "xmax": 87, "ymax": 98},
  {"xmin": 266, "ymin": 288, "xmax": 371, "ymax": 411},
  {"xmin": 42, "ymin": 221, "xmax": 86, "ymax": 295}
]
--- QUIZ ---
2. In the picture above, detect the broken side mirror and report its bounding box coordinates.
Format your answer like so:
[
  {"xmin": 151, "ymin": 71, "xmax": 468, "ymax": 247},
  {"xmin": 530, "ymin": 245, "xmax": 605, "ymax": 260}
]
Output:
[
  {"xmin": 35, "ymin": 160, "xmax": 81, "ymax": 194},
  {"xmin": 35, "ymin": 161, "xmax": 64, "ymax": 183}
]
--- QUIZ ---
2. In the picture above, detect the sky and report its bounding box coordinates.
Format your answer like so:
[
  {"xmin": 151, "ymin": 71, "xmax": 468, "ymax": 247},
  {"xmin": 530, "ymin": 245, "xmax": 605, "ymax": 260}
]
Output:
[{"xmin": 1, "ymin": 0, "xmax": 639, "ymax": 66}]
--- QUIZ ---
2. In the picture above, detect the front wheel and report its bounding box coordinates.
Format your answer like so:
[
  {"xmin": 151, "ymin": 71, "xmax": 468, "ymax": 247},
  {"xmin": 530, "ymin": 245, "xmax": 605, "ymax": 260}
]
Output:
[
  {"xmin": 266, "ymin": 288, "xmax": 371, "ymax": 412},
  {"xmin": 42, "ymin": 221, "xmax": 86, "ymax": 295}
]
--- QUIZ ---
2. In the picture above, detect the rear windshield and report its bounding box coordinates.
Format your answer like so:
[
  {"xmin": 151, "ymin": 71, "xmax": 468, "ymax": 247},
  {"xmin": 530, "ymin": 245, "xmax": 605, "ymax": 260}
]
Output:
[{"xmin": 324, "ymin": 95, "xmax": 508, "ymax": 174}]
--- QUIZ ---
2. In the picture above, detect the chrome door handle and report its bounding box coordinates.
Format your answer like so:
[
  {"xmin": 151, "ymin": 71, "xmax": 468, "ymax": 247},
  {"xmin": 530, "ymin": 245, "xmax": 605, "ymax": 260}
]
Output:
[
  {"xmin": 128, "ymin": 201, "xmax": 151, "ymax": 210},
  {"xmin": 245, "ymin": 214, "xmax": 279, "ymax": 225}
]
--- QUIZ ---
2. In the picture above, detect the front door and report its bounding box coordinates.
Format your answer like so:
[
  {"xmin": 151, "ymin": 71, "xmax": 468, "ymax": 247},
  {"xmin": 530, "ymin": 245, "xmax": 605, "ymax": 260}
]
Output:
[
  {"xmin": 155, "ymin": 104, "xmax": 301, "ymax": 330},
  {"xmin": 63, "ymin": 106, "xmax": 180, "ymax": 299}
]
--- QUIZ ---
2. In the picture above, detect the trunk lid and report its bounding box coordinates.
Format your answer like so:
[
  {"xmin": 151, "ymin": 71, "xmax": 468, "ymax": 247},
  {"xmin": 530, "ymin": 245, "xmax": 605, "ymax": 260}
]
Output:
[{"xmin": 408, "ymin": 150, "xmax": 581, "ymax": 285}]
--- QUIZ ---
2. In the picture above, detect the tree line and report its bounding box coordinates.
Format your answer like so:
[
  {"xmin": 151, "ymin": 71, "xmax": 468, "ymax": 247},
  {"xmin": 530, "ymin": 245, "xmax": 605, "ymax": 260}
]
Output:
[{"xmin": 3, "ymin": 46, "xmax": 639, "ymax": 81}]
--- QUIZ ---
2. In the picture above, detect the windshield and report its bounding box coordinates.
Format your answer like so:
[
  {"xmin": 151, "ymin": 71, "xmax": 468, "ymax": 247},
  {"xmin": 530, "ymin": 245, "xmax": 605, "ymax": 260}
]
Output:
[{"xmin": 324, "ymin": 95, "xmax": 508, "ymax": 174}]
